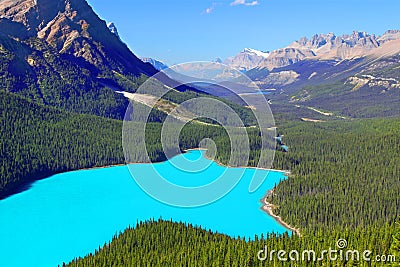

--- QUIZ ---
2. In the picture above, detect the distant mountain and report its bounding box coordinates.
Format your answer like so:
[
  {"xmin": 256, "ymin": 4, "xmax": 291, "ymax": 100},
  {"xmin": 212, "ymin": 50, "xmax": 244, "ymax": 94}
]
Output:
[
  {"xmin": 107, "ymin": 22, "xmax": 120, "ymax": 39},
  {"xmin": 224, "ymin": 48, "xmax": 270, "ymax": 72},
  {"xmin": 213, "ymin": 57, "xmax": 223, "ymax": 64},
  {"xmin": 141, "ymin": 57, "xmax": 169, "ymax": 71}
]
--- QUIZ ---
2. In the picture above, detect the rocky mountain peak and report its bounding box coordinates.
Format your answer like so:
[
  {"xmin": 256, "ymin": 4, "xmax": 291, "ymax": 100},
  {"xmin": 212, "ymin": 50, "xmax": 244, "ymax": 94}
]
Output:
[
  {"xmin": 107, "ymin": 22, "xmax": 119, "ymax": 38},
  {"xmin": 223, "ymin": 48, "xmax": 270, "ymax": 72},
  {"xmin": 241, "ymin": 48, "xmax": 270, "ymax": 58},
  {"xmin": 213, "ymin": 57, "xmax": 223, "ymax": 63},
  {"xmin": 341, "ymin": 30, "xmax": 376, "ymax": 47},
  {"xmin": 384, "ymin": 29, "xmax": 400, "ymax": 34}
]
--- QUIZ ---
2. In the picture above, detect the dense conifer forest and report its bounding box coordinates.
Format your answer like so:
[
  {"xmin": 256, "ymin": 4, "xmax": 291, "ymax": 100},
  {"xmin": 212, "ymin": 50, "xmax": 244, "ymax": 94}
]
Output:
[
  {"xmin": 270, "ymin": 119, "xmax": 400, "ymax": 230},
  {"xmin": 0, "ymin": 91, "xmax": 124, "ymax": 198},
  {"xmin": 66, "ymin": 220, "xmax": 397, "ymax": 267}
]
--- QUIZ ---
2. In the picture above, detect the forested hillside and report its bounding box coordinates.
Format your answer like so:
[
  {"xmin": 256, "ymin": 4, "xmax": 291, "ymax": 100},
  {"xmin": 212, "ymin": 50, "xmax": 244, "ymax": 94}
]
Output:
[
  {"xmin": 288, "ymin": 54, "xmax": 400, "ymax": 118},
  {"xmin": 0, "ymin": 33, "xmax": 148, "ymax": 119},
  {"xmin": 0, "ymin": 91, "xmax": 258, "ymax": 198},
  {"xmin": 0, "ymin": 91, "xmax": 124, "ymax": 198}
]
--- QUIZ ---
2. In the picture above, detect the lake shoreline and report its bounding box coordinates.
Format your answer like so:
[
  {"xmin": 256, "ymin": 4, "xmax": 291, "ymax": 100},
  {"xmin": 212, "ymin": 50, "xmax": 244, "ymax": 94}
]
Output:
[
  {"xmin": 260, "ymin": 190, "xmax": 301, "ymax": 237},
  {"xmin": 0, "ymin": 162, "xmax": 131, "ymax": 200},
  {"xmin": 187, "ymin": 149, "xmax": 299, "ymax": 236},
  {"xmin": 185, "ymin": 148, "xmax": 291, "ymax": 175}
]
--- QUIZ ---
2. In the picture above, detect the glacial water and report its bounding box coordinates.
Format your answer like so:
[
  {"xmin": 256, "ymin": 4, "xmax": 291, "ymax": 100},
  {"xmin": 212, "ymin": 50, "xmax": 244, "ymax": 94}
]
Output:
[{"xmin": 0, "ymin": 150, "xmax": 288, "ymax": 267}]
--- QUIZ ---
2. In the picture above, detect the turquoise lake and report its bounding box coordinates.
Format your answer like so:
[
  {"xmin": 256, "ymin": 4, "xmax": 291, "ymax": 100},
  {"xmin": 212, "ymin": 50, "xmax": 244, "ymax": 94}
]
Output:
[{"xmin": 0, "ymin": 150, "xmax": 288, "ymax": 267}]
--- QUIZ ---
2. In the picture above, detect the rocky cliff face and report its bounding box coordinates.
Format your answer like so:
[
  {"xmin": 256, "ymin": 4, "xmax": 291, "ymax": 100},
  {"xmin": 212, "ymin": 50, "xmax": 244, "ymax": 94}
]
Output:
[
  {"xmin": 0, "ymin": 0, "xmax": 64, "ymax": 33},
  {"xmin": 0, "ymin": 0, "xmax": 157, "ymax": 76}
]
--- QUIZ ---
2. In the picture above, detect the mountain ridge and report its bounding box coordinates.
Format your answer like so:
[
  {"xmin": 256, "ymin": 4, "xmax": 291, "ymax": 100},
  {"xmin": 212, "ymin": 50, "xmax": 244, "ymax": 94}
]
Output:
[{"xmin": 222, "ymin": 30, "xmax": 400, "ymax": 72}]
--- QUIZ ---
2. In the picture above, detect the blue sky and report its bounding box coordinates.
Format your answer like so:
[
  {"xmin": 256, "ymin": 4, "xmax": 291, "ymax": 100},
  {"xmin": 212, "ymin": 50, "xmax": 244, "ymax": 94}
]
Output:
[{"xmin": 87, "ymin": 0, "xmax": 400, "ymax": 65}]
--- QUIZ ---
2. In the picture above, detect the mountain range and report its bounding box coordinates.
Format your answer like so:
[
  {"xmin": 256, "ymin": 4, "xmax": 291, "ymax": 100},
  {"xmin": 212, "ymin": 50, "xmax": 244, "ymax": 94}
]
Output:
[
  {"xmin": 142, "ymin": 29, "xmax": 400, "ymax": 107},
  {"xmin": 102, "ymin": 24, "xmax": 400, "ymax": 119},
  {"xmin": 0, "ymin": 0, "xmax": 398, "ymax": 120},
  {"xmin": 225, "ymin": 30, "xmax": 400, "ymax": 72}
]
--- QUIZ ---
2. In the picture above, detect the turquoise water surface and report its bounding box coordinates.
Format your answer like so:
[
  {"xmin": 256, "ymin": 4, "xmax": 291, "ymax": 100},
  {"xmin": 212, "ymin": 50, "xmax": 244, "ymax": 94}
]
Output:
[{"xmin": 0, "ymin": 150, "xmax": 288, "ymax": 267}]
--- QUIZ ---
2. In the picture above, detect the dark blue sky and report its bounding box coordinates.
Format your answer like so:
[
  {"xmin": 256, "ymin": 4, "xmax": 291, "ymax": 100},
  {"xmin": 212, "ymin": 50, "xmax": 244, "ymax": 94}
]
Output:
[{"xmin": 87, "ymin": 0, "xmax": 400, "ymax": 65}]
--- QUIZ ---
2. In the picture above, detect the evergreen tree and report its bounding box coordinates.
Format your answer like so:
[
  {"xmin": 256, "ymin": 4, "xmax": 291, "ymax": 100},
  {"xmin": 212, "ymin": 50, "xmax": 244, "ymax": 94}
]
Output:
[{"xmin": 391, "ymin": 220, "xmax": 400, "ymax": 266}]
